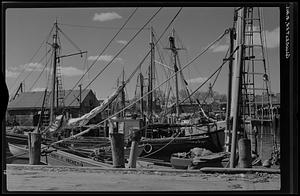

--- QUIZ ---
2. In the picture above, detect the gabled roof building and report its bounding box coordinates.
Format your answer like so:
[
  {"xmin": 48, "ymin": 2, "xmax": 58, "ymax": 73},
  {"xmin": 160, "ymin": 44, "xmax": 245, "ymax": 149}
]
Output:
[{"xmin": 7, "ymin": 89, "xmax": 100, "ymax": 126}]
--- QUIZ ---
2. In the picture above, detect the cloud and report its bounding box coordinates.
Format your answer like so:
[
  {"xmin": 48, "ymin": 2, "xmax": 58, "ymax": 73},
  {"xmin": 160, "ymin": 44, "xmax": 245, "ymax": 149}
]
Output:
[
  {"xmin": 32, "ymin": 87, "xmax": 46, "ymax": 92},
  {"xmin": 88, "ymin": 55, "xmax": 123, "ymax": 62},
  {"xmin": 210, "ymin": 26, "xmax": 279, "ymax": 53},
  {"xmin": 264, "ymin": 27, "xmax": 280, "ymax": 48},
  {"xmin": 6, "ymin": 70, "xmax": 19, "ymax": 78},
  {"xmin": 93, "ymin": 12, "xmax": 122, "ymax": 22},
  {"xmin": 211, "ymin": 44, "xmax": 229, "ymax": 52},
  {"xmin": 116, "ymin": 40, "xmax": 128, "ymax": 45},
  {"xmin": 17, "ymin": 62, "xmax": 44, "ymax": 71},
  {"xmin": 60, "ymin": 67, "xmax": 84, "ymax": 76},
  {"xmin": 246, "ymin": 26, "xmax": 279, "ymax": 48},
  {"xmin": 187, "ymin": 76, "xmax": 207, "ymax": 84}
]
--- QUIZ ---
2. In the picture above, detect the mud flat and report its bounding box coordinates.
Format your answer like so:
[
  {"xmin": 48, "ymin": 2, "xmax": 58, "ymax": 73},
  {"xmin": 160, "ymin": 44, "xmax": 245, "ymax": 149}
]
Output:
[{"xmin": 5, "ymin": 164, "xmax": 280, "ymax": 192}]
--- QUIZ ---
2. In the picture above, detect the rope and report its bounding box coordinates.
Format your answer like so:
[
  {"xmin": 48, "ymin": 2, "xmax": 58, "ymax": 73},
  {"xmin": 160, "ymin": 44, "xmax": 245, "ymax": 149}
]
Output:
[
  {"xmin": 63, "ymin": 8, "xmax": 139, "ymax": 103},
  {"xmin": 199, "ymin": 47, "xmax": 229, "ymax": 109},
  {"xmin": 66, "ymin": 8, "xmax": 163, "ymax": 108},
  {"xmin": 6, "ymin": 151, "xmax": 28, "ymax": 160},
  {"xmin": 10, "ymin": 25, "xmax": 55, "ymax": 94},
  {"xmin": 49, "ymin": 10, "xmax": 236, "ymax": 148},
  {"xmin": 28, "ymin": 50, "xmax": 54, "ymax": 91},
  {"xmin": 58, "ymin": 23, "xmax": 150, "ymax": 31},
  {"xmin": 57, "ymin": 27, "xmax": 82, "ymax": 52},
  {"xmin": 141, "ymin": 130, "xmax": 182, "ymax": 158}
]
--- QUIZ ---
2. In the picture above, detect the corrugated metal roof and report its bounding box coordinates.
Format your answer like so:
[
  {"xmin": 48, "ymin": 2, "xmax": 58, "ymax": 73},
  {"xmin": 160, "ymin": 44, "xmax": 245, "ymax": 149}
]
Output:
[{"xmin": 8, "ymin": 89, "xmax": 93, "ymax": 110}]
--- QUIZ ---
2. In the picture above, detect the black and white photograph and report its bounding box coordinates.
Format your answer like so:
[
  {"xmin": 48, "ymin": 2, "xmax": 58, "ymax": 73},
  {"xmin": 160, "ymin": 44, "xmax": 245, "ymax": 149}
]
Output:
[{"xmin": 1, "ymin": 1, "xmax": 298, "ymax": 193}]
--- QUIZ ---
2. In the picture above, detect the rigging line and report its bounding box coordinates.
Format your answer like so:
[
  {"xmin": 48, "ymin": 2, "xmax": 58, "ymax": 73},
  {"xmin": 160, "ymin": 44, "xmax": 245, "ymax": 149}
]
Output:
[
  {"xmin": 57, "ymin": 27, "xmax": 82, "ymax": 52},
  {"xmin": 65, "ymin": 7, "xmax": 164, "ymax": 108},
  {"xmin": 152, "ymin": 30, "xmax": 174, "ymax": 102},
  {"xmin": 180, "ymin": 46, "xmax": 238, "ymax": 108},
  {"xmin": 127, "ymin": 29, "xmax": 230, "ymax": 121},
  {"xmin": 91, "ymin": 27, "xmax": 229, "ymax": 130},
  {"xmin": 28, "ymin": 50, "xmax": 54, "ymax": 91},
  {"xmin": 16, "ymin": 49, "xmax": 52, "ymax": 92},
  {"xmin": 259, "ymin": 8, "xmax": 273, "ymax": 95},
  {"xmin": 176, "ymin": 54, "xmax": 196, "ymax": 115},
  {"xmin": 58, "ymin": 23, "xmax": 150, "ymax": 30},
  {"xmin": 200, "ymin": 47, "xmax": 229, "ymax": 106},
  {"xmin": 49, "ymin": 8, "xmax": 183, "ymax": 145},
  {"xmin": 10, "ymin": 25, "xmax": 55, "ymax": 91},
  {"xmin": 63, "ymin": 8, "xmax": 139, "ymax": 101},
  {"xmin": 46, "ymin": 51, "xmax": 54, "ymax": 91},
  {"xmin": 141, "ymin": 131, "xmax": 182, "ymax": 158}
]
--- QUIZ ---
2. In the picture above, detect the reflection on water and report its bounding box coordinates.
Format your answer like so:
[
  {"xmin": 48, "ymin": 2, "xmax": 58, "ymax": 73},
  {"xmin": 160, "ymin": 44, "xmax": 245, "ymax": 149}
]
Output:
[
  {"xmin": 256, "ymin": 123, "xmax": 280, "ymax": 162},
  {"xmin": 246, "ymin": 120, "xmax": 280, "ymax": 163}
]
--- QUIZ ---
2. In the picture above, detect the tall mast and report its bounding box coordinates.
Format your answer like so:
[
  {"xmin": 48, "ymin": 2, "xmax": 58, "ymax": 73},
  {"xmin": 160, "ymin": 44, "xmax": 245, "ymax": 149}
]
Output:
[
  {"xmin": 140, "ymin": 73, "xmax": 145, "ymax": 122},
  {"xmin": 50, "ymin": 20, "xmax": 59, "ymax": 124},
  {"xmin": 229, "ymin": 7, "xmax": 245, "ymax": 168},
  {"xmin": 121, "ymin": 67, "xmax": 126, "ymax": 118},
  {"xmin": 169, "ymin": 28, "xmax": 180, "ymax": 118},
  {"xmin": 147, "ymin": 26, "xmax": 155, "ymax": 123},
  {"xmin": 224, "ymin": 27, "xmax": 235, "ymax": 152}
]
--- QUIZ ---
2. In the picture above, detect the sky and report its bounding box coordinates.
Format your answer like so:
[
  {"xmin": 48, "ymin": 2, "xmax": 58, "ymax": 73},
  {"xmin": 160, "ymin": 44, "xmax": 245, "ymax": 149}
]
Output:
[{"xmin": 5, "ymin": 6, "xmax": 280, "ymax": 102}]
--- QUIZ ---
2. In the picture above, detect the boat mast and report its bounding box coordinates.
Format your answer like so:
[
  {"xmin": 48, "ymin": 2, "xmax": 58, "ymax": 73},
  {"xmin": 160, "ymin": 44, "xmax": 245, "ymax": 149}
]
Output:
[
  {"xmin": 229, "ymin": 7, "xmax": 245, "ymax": 168},
  {"xmin": 147, "ymin": 26, "xmax": 155, "ymax": 123},
  {"xmin": 169, "ymin": 28, "xmax": 180, "ymax": 118},
  {"xmin": 139, "ymin": 73, "xmax": 145, "ymax": 122},
  {"xmin": 121, "ymin": 67, "xmax": 126, "ymax": 118},
  {"xmin": 50, "ymin": 20, "xmax": 59, "ymax": 124},
  {"xmin": 224, "ymin": 27, "xmax": 235, "ymax": 152}
]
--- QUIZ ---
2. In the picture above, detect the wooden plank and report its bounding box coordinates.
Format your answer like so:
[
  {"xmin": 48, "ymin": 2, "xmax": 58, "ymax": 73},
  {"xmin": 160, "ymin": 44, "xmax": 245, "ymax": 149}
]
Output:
[{"xmin": 200, "ymin": 167, "xmax": 280, "ymax": 174}]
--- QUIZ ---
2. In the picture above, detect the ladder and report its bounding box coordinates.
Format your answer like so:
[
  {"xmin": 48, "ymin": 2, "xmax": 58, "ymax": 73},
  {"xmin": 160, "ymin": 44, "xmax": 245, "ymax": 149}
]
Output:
[
  {"xmin": 41, "ymin": 91, "xmax": 51, "ymax": 126},
  {"xmin": 240, "ymin": 7, "xmax": 273, "ymax": 121},
  {"xmin": 56, "ymin": 60, "xmax": 65, "ymax": 110}
]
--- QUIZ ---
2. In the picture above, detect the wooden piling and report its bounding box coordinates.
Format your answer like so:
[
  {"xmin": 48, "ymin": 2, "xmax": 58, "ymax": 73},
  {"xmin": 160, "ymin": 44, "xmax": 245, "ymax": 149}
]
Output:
[
  {"xmin": 250, "ymin": 124, "xmax": 258, "ymax": 154},
  {"xmin": 28, "ymin": 132, "xmax": 41, "ymax": 165},
  {"xmin": 238, "ymin": 138, "xmax": 252, "ymax": 168},
  {"xmin": 110, "ymin": 132, "xmax": 125, "ymax": 168},
  {"xmin": 128, "ymin": 129, "xmax": 141, "ymax": 168},
  {"xmin": 109, "ymin": 119, "xmax": 125, "ymax": 168}
]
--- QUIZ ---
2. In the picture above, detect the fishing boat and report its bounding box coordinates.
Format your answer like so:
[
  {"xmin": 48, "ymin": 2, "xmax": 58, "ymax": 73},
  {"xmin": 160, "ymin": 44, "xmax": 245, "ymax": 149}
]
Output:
[
  {"xmin": 6, "ymin": 7, "xmax": 279, "ymax": 169},
  {"xmin": 167, "ymin": 7, "xmax": 280, "ymax": 170},
  {"xmin": 7, "ymin": 142, "xmax": 113, "ymax": 167},
  {"xmin": 133, "ymin": 28, "xmax": 227, "ymax": 161}
]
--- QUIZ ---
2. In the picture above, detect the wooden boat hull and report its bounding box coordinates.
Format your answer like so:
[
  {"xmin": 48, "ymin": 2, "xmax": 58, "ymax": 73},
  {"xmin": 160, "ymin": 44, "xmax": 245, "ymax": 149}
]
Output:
[
  {"xmin": 139, "ymin": 128, "xmax": 225, "ymax": 161},
  {"xmin": 170, "ymin": 152, "xmax": 227, "ymax": 169},
  {"xmin": 8, "ymin": 143, "xmax": 29, "ymax": 159},
  {"xmin": 6, "ymin": 132, "xmax": 28, "ymax": 145},
  {"xmin": 40, "ymin": 148, "xmax": 112, "ymax": 167},
  {"xmin": 7, "ymin": 143, "xmax": 112, "ymax": 167},
  {"xmin": 7, "ymin": 142, "xmax": 142, "ymax": 168},
  {"xmin": 170, "ymin": 156, "xmax": 193, "ymax": 169}
]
